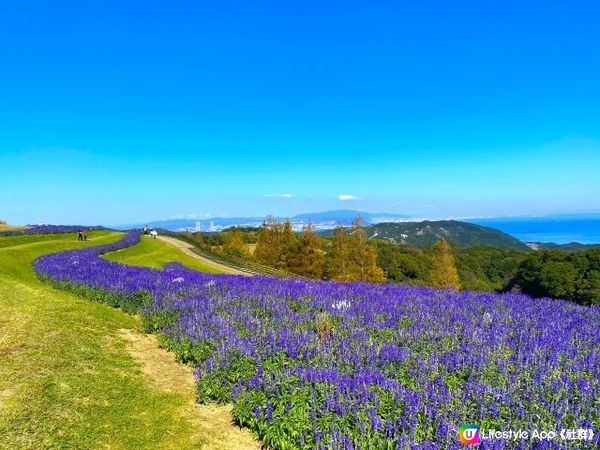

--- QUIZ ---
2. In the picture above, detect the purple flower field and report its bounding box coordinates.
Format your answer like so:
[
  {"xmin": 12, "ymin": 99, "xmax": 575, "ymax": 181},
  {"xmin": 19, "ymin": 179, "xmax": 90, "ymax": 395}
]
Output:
[
  {"xmin": 0, "ymin": 224, "xmax": 100, "ymax": 236},
  {"xmin": 34, "ymin": 232, "xmax": 599, "ymax": 449}
]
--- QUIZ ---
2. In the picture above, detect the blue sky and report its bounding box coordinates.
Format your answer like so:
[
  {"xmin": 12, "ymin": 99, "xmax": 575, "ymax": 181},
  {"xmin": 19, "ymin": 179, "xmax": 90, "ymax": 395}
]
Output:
[{"xmin": 1, "ymin": 1, "xmax": 599, "ymax": 225}]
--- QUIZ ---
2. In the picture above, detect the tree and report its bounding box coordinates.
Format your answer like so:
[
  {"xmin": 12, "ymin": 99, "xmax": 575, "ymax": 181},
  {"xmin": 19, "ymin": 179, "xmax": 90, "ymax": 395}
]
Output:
[
  {"xmin": 576, "ymin": 269, "xmax": 600, "ymax": 305},
  {"xmin": 327, "ymin": 223, "xmax": 352, "ymax": 280},
  {"xmin": 254, "ymin": 217, "xmax": 297, "ymax": 270},
  {"xmin": 430, "ymin": 239, "xmax": 461, "ymax": 290},
  {"xmin": 348, "ymin": 217, "xmax": 385, "ymax": 282},
  {"xmin": 278, "ymin": 220, "xmax": 297, "ymax": 270},
  {"xmin": 223, "ymin": 227, "xmax": 251, "ymax": 258},
  {"xmin": 254, "ymin": 216, "xmax": 281, "ymax": 267},
  {"xmin": 540, "ymin": 261, "xmax": 577, "ymax": 300},
  {"xmin": 326, "ymin": 216, "xmax": 384, "ymax": 282},
  {"xmin": 289, "ymin": 223, "xmax": 325, "ymax": 278}
]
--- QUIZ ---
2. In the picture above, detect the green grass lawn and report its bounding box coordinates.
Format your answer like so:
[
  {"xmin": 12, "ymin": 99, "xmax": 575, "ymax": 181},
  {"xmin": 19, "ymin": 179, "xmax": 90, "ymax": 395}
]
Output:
[
  {"xmin": 0, "ymin": 231, "xmax": 256, "ymax": 449},
  {"xmin": 104, "ymin": 235, "xmax": 225, "ymax": 273}
]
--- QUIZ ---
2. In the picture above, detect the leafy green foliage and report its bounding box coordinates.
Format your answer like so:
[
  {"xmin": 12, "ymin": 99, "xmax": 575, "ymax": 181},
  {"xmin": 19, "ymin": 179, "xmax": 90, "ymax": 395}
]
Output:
[
  {"xmin": 375, "ymin": 240, "xmax": 523, "ymax": 291},
  {"xmin": 511, "ymin": 248, "xmax": 600, "ymax": 304},
  {"xmin": 374, "ymin": 240, "xmax": 431, "ymax": 284},
  {"xmin": 455, "ymin": 246, "xmax": 523, "ymax": 291}
]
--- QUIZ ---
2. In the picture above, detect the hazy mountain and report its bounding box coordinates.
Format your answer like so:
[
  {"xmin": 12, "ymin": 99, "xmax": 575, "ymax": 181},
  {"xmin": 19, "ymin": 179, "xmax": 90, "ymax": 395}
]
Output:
[
  {"xmin": 526, "ymin": 242, "xmax": 600, "ymax": 252},
  {"xmin": 291, "ymin": 210, "xmax": 409, "ymax": 225},
  {"xmin": 116, "ymin": 210, "xmax": 409, "ymax": 231}
]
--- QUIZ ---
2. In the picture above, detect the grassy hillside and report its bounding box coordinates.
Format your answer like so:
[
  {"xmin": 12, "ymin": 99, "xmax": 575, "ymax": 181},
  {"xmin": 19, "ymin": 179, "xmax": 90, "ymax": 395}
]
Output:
[
  {"xmin": 103, "ymin": 234, "xmax": 226, "ymax": 272},
  {"xmin": 0, "ymin": 223, "xmax": 24, "ymax": 231},
  {"xmin": 0, "ymin": 231, "xmax": 256, "ymax": 449},
  {"xmin": 367, "ymin": 220, "xmax": 530, "ymax": 251}
]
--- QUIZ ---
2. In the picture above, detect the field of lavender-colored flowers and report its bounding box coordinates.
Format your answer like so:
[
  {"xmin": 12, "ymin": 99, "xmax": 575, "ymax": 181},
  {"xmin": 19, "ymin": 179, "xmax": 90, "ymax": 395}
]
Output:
[
  {"xmin": 34, "ymin": 232, "xmax": 599, "ymax": 449},
  {"xmin": 0, "ymin": 224, "xmax": 101, "ymax": 235}
]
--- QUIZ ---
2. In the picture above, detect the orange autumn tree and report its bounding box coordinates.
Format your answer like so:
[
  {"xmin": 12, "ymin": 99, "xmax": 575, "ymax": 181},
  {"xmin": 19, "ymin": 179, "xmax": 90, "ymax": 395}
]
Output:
[
  {"xmin": 222, "ymin": 227, "xmax": 251, "ymax": 258},
  {"xmin": 254, "ymin": 216, "xmax": 297, "ymax": 270},
  {"xmin": 327, "ymin": 216, "xmax": 385, "ymax": 282},
  {"xmin": 288, "ymin": 222, "xmax": 325, "ymax": 278}
]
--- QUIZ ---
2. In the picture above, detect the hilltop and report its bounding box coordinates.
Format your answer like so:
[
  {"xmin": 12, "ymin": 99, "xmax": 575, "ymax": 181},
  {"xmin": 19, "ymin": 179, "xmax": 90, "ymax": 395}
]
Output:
[{"xmin": 365, "ymin": 220, "xmax": 530, "ymax": 251}]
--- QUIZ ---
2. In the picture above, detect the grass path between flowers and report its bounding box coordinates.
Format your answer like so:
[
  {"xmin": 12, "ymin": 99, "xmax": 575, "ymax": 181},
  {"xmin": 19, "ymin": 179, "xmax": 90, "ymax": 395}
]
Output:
[
  {"xmin": 103, "ymin": 234, "xmax": 242, "ymax": 274},
  {"xmin": 0, "ymin": 231, "xmax": 257, "ymax": 449}
]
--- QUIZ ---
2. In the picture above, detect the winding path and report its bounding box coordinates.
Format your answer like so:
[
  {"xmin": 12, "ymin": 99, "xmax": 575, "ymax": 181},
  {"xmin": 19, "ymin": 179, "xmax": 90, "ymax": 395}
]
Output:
[{"xmin": 157, "ymin": 235, "xmax": 249, "ymax": 275}]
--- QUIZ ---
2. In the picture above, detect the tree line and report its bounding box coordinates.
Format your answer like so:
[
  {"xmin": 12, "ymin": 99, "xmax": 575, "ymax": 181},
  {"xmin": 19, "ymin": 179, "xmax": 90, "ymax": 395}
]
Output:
[
  {"xmin": 252, "ymin": 216, "xmax": 385, "ymax": 281},
  {"xmin": 375, "ymin": 239, "xmax": 599, "ymax": 304},
  {"xmin": 509, "ymin": 248, "xmax": 600, "ymax": 305},
  {"xmin": 217, "ymin": 216, "xmax": 462, "ymax": 287},
  {"xmin": 182, "ymin": 217, "xmax": 599, "ymax": 304}
]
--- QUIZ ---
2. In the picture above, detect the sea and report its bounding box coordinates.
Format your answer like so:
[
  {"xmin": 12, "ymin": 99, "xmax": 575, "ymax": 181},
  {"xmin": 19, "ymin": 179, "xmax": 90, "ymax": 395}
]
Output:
[{"xmin": 467, "ymin": 216, "xmax": 600, "ymax": 245}]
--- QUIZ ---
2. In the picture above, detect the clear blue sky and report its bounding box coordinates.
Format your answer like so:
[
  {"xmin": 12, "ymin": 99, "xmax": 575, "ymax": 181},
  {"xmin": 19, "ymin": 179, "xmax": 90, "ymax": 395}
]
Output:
[{"xmin": 1, "ymin": 1, "xmax": 599, "ymax": 225}]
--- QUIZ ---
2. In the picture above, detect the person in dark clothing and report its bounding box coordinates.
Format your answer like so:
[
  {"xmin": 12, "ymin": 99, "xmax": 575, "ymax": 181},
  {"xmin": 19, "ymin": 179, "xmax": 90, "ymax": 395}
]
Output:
[{"xmin": 77, "ymin": 229, "xmax": 83, "ymax": 241}]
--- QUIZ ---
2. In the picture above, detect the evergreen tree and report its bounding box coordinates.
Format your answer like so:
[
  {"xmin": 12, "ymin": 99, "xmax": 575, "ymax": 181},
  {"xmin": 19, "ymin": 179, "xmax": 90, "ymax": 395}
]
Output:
[{"xmin": 430, "ymin": 238, "xmax": 461, "ymax": 290}]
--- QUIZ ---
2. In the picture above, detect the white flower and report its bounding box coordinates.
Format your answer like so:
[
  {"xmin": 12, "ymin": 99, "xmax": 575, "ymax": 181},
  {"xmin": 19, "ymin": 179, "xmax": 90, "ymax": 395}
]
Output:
[{"xmin": 331, "ymin": 300, "xmax": 351, "ymax": 310}]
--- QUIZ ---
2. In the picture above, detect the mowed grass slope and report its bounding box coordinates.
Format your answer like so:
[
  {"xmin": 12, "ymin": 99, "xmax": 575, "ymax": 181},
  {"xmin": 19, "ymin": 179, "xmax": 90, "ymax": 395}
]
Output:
[
  {"xmin": 104, "ymin": 234, "xmax": 225, "ymax": 273},
  {"xmin": 0, "ymin": 231, "xmax": 256, "ymax": 450}
]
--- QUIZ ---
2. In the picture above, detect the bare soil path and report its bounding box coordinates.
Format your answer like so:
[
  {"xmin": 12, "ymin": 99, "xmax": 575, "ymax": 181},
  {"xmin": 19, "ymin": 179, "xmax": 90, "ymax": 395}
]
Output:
[{"xmin": 118, "ymin": 329, "xmax": 258, "ymax": 450}]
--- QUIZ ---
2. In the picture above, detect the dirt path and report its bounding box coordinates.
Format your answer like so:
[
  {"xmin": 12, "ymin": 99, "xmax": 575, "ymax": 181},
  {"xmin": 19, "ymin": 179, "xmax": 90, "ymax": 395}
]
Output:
[
  {"xmin": 157, "ymin": 236, "xmax": 248, "ymax": 276},
  {"xmin": 118, "ymin": 329, "xmax": 259, "ymax": 450}
]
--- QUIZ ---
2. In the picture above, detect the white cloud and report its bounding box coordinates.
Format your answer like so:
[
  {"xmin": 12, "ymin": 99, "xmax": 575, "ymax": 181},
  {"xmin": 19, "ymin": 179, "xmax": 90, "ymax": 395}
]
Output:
[
  {"xmin": 338, "ymin": 194, "xmax": 358, "ymax": 201},
  {"xmin": 263, "ymin": 193, "xmax": 294, "ymax": 199}
]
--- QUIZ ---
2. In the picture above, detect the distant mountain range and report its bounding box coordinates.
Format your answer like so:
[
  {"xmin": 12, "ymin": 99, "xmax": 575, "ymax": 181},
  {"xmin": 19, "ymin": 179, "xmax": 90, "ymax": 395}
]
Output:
[
  {"xmin": 117, "ymin": 210, "xmax": 599, "ymax": 250},
  {"xmin": 526, "ymin": 242, "xmax": 600, "ymax": 252},
  {"xmin": 117, "ymin": 210, "xmax": 409, "ymax": 232}
]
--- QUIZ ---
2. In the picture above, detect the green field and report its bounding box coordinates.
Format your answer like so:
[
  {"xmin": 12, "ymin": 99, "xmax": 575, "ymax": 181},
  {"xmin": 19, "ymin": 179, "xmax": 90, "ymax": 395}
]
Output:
[
  {"xmin": 104, "ymin": 234, "xmax": 225, "ymax": 273},
  {"xmin": 0, "ymin": 231, "xmax": 256, "ymax": 449}
]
